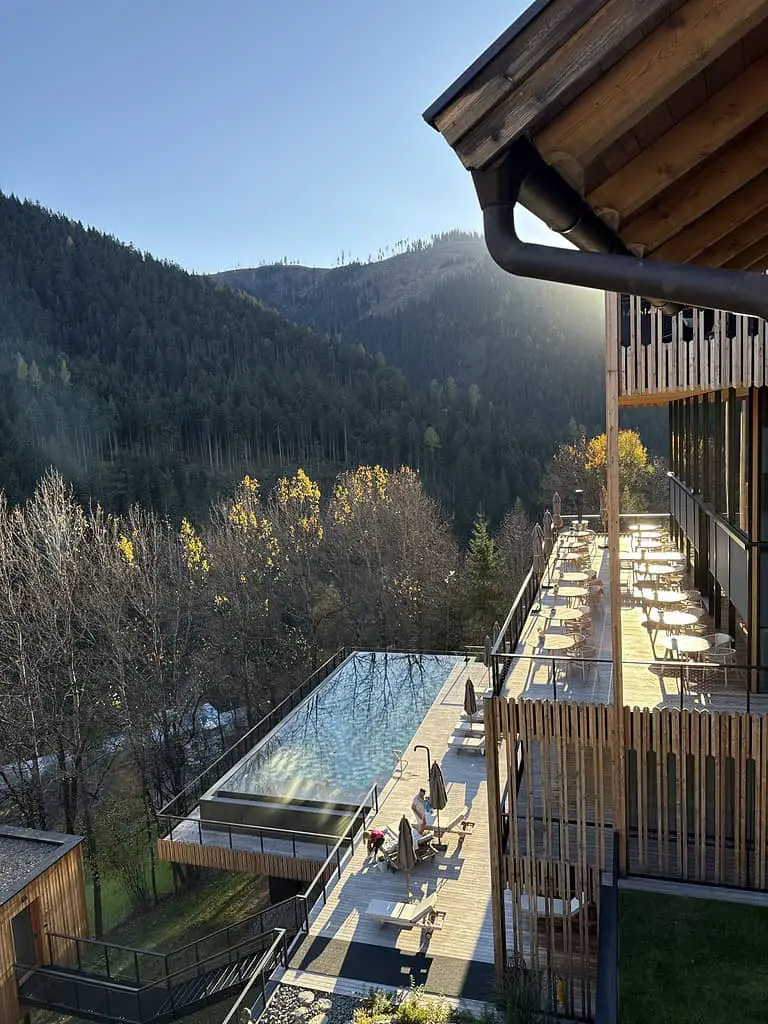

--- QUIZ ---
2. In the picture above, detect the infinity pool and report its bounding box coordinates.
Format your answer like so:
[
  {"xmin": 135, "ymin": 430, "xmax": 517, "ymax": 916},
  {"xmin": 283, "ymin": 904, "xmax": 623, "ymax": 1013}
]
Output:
[{"xmin": 223, "ymin": 652, "xmax": 460, "ymax": 804}]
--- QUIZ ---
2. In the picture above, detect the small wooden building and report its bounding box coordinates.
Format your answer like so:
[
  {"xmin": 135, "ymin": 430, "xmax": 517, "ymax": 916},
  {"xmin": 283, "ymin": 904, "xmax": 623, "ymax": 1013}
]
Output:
[{"xmin": 0, "ymin": 825, "xmax": 88, "ymax": 1022}]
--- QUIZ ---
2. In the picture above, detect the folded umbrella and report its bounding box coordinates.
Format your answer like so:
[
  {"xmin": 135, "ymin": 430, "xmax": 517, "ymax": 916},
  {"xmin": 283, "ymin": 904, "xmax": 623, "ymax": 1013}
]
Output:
[
  {"xmin": 464, "ymin": 677, "xmax": 478, "ymax": 718},
  {"xmin": 397, "ymin": 814, "xmax": 418, "ymax": 899},
  {"xmin": 429, "ymin": 761, "xmax": 448, "ymax": 841}
]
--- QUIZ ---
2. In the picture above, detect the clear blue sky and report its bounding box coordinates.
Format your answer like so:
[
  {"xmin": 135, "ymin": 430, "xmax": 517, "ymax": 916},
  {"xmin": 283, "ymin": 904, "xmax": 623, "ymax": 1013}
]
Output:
[{"xmin": 1, "ymin": 0, "xmax": 557, "ymax": 272}]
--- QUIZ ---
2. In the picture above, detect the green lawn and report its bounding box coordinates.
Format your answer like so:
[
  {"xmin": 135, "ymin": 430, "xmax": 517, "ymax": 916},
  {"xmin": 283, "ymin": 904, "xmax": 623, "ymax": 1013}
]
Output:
[
  {"xmin": 620, "ymin": 890, "xmax": 768, "ymax": 1024},
  {"xmin": 36, "ymin": 869, "xmax": 269, "ymax": 1024}
]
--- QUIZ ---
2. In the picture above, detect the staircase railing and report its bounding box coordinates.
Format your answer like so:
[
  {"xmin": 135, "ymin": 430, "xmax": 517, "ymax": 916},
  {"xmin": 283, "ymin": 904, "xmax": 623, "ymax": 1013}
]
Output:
[
  {"xmin": 220, "ymin": 930, "xmax": 288, "ymax": 1024},
  {"xmin": 17, "ymin": 928, "xmax": 287, "ymax": 1022}
]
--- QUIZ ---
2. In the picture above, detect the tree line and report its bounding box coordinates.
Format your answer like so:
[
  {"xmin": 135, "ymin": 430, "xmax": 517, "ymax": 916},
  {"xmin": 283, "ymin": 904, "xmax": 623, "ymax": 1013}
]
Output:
[{"xmin": 0, "ymin": 466, "xmax": 534, "ymax": 934}]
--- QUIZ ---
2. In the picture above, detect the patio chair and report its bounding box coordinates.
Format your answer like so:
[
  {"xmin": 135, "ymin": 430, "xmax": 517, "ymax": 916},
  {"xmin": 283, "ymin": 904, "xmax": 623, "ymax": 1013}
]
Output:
[
  {"xmin": 520, "ymin": 892, "xmax": 583, "ymax": 921},
  {"xmin": 383, "ymin": 836, "xmax": 439, "ymax": 872},
  {"xmin": 455, "ymin": 718, "xmax": 484, "ymax": 737},
  {"xmin": 425, "ymin": 807, "xmax": 475, "ymax": 839},
  {"xmin": 366, "ymin": 893, "xmax": 445, "ymax": 934}
]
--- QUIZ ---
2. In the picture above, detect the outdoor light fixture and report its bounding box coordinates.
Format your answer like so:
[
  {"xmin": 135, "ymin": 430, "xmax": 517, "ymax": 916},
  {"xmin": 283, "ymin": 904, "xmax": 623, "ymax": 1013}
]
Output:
[{"xmin": 575, "ymin": 489, "xmax": 584, "ymax": 523}]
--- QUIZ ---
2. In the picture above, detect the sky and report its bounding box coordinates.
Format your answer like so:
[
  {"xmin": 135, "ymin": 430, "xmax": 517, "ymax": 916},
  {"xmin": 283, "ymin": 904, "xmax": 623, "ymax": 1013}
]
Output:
[{"xmin": 0, "ymin": 0, "xmax": 559, "ymax": 273}]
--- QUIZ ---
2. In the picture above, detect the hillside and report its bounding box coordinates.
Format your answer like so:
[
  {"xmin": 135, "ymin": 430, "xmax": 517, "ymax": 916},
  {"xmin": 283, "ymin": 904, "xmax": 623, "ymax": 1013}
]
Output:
[{"xmin": 0, "ymin": 195, "xmax": 434, "ymax": 519}]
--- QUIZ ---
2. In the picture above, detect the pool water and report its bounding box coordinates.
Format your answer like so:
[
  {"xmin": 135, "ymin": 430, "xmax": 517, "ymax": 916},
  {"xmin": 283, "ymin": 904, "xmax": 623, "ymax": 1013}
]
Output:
[{"xmin": 223, "ymin": 652, "xmax": 460, "ymax": 804}]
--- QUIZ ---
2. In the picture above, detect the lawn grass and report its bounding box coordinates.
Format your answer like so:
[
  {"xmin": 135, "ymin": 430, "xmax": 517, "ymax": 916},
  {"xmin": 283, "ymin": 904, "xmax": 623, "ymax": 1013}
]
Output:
[
  {"xmin": 620, "ymin": 890, "xmax": 768, "ymax": 1024},
  {"xmin": 37, "ymin": 868, "xmax": 269, "ymax": 1024},
  {"xmin": 85, "ymin": 859, "xmax": 177, "ymax": 933}
]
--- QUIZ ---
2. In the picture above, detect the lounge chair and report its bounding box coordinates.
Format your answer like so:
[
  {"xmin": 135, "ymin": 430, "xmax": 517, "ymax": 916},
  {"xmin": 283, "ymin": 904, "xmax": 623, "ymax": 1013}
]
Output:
[
  {"xmin": 455, "ymin": 719, "xmax": 484, "ymax": 737},
  {"xmin": 425, "ymin": 807, "xmax": 475, "ymax": 838},
  {"xmin": 366, "ymin": 893, "xmax": 445, "ymax": 933},
  {"xmin": 448, "ymin": 733, "xmax": 485, "ymax": 755}
]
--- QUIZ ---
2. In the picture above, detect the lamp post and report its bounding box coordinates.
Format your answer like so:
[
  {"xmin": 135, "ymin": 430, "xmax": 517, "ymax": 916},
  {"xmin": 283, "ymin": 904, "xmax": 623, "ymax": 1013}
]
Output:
[{"xmin": 575, "ymin": 488, "xmax": 584, "ymax": 524}]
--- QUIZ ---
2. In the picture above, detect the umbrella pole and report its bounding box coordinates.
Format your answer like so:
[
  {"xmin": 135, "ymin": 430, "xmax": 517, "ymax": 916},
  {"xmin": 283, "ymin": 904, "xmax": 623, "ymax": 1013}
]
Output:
[{"xmin": 406, "ymin": 870, "xmax": 411, "ymax": 900}]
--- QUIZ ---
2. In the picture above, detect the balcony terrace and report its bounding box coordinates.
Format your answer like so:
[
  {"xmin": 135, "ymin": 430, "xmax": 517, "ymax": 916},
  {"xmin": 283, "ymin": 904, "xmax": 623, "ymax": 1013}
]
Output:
[{"xmin": 492, "ymin": 517, "xmax": 768, "ymax": 716}]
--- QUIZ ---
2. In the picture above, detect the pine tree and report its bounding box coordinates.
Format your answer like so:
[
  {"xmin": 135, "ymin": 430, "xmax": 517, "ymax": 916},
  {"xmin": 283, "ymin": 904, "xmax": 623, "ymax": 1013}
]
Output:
[{"xmin": 465, "ymin": 513, "xmax": 504, "ymax": 637}]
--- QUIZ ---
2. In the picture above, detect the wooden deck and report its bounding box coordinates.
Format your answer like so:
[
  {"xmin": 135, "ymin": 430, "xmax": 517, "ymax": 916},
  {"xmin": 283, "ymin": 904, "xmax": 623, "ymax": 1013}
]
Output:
[
  {"xmin": 502, "ymin": 533, "xmax": 768, "ymax": 715},
  {"xmin": 302, "ymin": 660, "xmax": 502, "ymax": 969}
]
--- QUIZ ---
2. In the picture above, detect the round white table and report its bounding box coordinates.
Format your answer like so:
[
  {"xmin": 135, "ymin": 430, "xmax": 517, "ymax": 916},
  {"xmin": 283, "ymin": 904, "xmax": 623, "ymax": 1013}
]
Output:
[
  {"xmin": 544, "ymin": 606, "xmax": 587, "ymax": 622},
  {"xmin": 641, "ymin": 550, "xmax": 686, "ymax": 563},
  {"xmin": 619, "ymin": 551, "xmax": 642, "ymax": 562},
  {"xmin": 554, "ymin": 585, "xmax": 588, "ymax": 600},
  {"xmin": 637, "ymin": 538, "xmax": 663, "ymax": 550},
  {"xmin": 657, "ymin": 634, "xmax": 711, "ymax": 656},
  {"xmin": 647, "ymin": 609, "xmax": 701, "ymax": 630},
  {"xmin": 560, "ymin": 571, "xmax": 590, "ymax": 583},
  {"xmin": 637, "ymin": 563, "xmax": 681, "ymax": 577},
  {"xmin": 539, "ymin": 633, "xmax": 577, "ymax": 652},
  {"xmin": 629, "ymin": 523, "xmax": 662, "ymax": 534},
  {"xmin": 638, "ymin": 588, "xmax": 687, "ymax": 606}
]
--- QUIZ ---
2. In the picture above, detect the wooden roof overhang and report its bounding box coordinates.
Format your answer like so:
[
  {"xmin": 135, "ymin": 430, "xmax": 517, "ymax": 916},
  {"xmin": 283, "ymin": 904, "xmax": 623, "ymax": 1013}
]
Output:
[{"xmin": 424, "ymin": 0, "xmax": 768, "ymax": 283}]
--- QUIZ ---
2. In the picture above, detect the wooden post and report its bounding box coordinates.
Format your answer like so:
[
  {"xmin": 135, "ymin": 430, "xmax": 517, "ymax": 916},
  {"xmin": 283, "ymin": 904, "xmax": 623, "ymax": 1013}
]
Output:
[
  {"xmin": 605, "ymin": 292, "xmax": 627, "ymax": 873},
  {"xmin": 484, "ymin": 696, "xmax": 507, "ymax": 978}
]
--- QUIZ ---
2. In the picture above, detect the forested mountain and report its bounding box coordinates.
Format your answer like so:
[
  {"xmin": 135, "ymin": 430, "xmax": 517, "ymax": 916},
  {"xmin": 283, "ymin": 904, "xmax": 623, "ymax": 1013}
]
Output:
[
  {"xmin": 0, "ymin": 195, "xmax": 442, "ymax": 520},
  {"xmin": 0, "ymin": 199, "xmax": 661, "ymax": 532},
  {"xmin": 216, "ymin": 236, "xmax": 666, "ymax": 514}
]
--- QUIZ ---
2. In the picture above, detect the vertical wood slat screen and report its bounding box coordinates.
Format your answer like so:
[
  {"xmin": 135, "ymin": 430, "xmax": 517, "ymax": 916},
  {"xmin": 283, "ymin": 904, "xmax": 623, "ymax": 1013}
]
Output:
[{"xmin": 615, "ymin": 294, "xmax": 767, "ymax": 400}]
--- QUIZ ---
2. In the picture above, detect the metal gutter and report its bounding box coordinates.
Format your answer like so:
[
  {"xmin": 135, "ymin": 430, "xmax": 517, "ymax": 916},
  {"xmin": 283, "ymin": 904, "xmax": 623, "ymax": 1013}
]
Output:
[{"xmin": 473, "ymin": 143, "xmax": 768, "ymax": 319}]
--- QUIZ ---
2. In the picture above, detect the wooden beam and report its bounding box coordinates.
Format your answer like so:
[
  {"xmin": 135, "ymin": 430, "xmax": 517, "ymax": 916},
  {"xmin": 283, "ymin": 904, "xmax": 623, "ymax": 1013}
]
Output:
[
  {"xmin": 692, "ymin": 205, "xmax": 768, "ymax": 266},
  {"xmin": 535, "ymin": 0, "xmax": 768, "ymax": 171},
  {"xmin": 434, "ymin": 0, "xmax": 606, "ymax": 147},
  {"xmin": 451, "ymin": 0, "xmax": 672, "ymax": 170},
  {"xmin": 605, "ymin": 291, "xmax": 626, "ymax": 875},
  {"xmin": 588, "ymin": 54, "xmax": 768, "ymax": 220},
  {"xmin": 723, "ymin": 238, "xmax": 768, "ymax": 270},
  {"xmin": 625, "ymin": 117, "xmax": 768, "ymax": 254},
  {"xmin": 484, "ymin": 695, "xmax": 507, "ymax": 979},
  {"xmin": 652, "ymin": 168, "xmax": 768, "ymax": 263}
]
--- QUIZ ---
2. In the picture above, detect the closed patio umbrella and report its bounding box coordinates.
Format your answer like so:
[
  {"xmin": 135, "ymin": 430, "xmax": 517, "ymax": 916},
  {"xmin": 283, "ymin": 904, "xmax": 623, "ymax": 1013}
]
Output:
[
  {"xmin": 464, "ymin": 677, "xmax": 478, "ymax": 718},
  {"xmin": 429, "ymin": 761, "xmax": 448, "ymax": 843},
  {"xmin": 553, "ymin": 492, "xmax": 562, "ymax": 532},
  {"xmin": 397, "ymin": 814, "xmax": 417, "ymax": 898}
]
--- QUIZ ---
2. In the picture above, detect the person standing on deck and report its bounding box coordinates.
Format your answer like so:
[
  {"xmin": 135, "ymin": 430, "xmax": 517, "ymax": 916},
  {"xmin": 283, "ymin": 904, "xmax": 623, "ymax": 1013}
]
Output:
[{"xmin": 411, "ymin": 787, "xmax": 428, "ymax": 834}]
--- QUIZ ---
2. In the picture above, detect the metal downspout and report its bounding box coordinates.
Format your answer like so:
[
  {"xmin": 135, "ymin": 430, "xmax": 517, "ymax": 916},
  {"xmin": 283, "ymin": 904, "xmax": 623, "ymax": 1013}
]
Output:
[{"xmin": 472, "ymin": 148, "xmax": 768, "ymax": 320}]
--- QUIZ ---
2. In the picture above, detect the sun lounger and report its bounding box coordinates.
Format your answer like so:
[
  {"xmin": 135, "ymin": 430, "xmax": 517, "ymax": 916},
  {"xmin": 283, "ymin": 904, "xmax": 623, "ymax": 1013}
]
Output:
[
  {"xmin": 455, "ymin": 719, "xmax": 484, "ymax": 737},
  {"xmin": 520, "ymin": 893, "xmax": 583, "ymax": 919},
  {"xmin": 448, "ymin": 733, "xmax": 485, "ymax": 755},
  {"xmin": 425, "ymin": 808, "xmax": 475, "ymax": 838},
  {"xmin": 366, "ymin": 894, "xmax": 445, "ymax": 933}
]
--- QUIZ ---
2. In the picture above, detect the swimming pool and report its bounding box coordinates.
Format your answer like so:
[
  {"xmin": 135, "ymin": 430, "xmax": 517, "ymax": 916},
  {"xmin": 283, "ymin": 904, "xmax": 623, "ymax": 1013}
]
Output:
[{"xmin": 221, "ymin": 652, "xmax": 460, "ymax": 804}]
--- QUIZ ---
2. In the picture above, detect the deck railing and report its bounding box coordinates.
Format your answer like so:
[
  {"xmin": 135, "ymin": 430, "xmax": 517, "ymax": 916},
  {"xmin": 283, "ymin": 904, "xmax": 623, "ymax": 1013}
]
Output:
[
  {"xmin": 489, "ymin": 566, "xmax": 540, "ymax": 695},
  {"xmin": 493, "ymin": 651, "xmax": 760, "ymax": 713},
  {"xmin": 615, "ymin": 293, "xmax": 768, "ymax": 400}
]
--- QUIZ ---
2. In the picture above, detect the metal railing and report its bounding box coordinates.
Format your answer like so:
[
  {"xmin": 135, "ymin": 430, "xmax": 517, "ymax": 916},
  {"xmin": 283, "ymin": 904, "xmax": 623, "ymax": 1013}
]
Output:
[
  {"xmin": 489, "ymin": 566, "xmax": 540, "ymax": 695},
  {"xmin": 159, "ymin": 648, "xmax": 350, "ymax": 824},
  {"xmin": 493, "ymin": 650, "xmax": 761, "ymax": 713},
  {"xmin": 162, "ymin": 814, "xmax": 347, "ymax": 861},
  {"xmin": 18, "ymin": 928, "xmax": 287, "ymax": 1022},
  {"xmin": 220, "ymin": 929, "xmax": 288, "ymax": 1024}
]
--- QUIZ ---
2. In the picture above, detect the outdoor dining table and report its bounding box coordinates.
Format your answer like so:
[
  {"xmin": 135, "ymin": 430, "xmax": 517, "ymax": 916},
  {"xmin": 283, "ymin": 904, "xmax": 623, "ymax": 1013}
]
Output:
[
  {"xmin": 544, "ymin": 606, "xmax": 586, "ymax": 622},
  {"xmin": 640, "ymin": 550, "xmax": 686, "ymax": 563},
  {"xmin": 637, "ymin": 538, "xmax": 663, "ymax": 550},
  {"xmin": 554, "ymin": 585, "xmax": 588, "ymax": 605},
  {"xmin": 657, "ymin": 634, "xmax": 712, "ymax": 657},
  {"xmin": 560, "ymin": 571, "xmax": 590, "ymax": 583},
  {"xmin": 628, "ymin": 523, "xmax": 661, "ymax": 534},
  {"xmin": 636, "ymin": 563, "xmax": 681, "ymax": 577},
  {"xmin": 619, "ymin": 551, "xmax": 642, "ymax": 562},
  {"xmin": 647, "ymin": 608, "xmax": 701, "ymax": 630},
  {"xmin": 539, "ymin": 632, "xmax": 577, "ymax": 652},
  {"xmin": 638, "ymin": 588, "xmax": 688, "ymax": 606}
]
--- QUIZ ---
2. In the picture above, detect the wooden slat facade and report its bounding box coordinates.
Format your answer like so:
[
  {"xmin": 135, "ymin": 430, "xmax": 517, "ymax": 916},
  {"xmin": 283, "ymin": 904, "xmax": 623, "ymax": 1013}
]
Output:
[
  {"xmin": 490, "ymin": 697, "xmax": 768, "ymax": 892},
  {"xmin": 1, "ymin": 845, "xmax": 88, "ymax": 1023},
  {"xmin": 614, "ymin": 293, "xmax": 767, "ymax": 404},
  {"xmin": 157, "ymin": 837, "xmax": 328, "ymax": 884}
]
